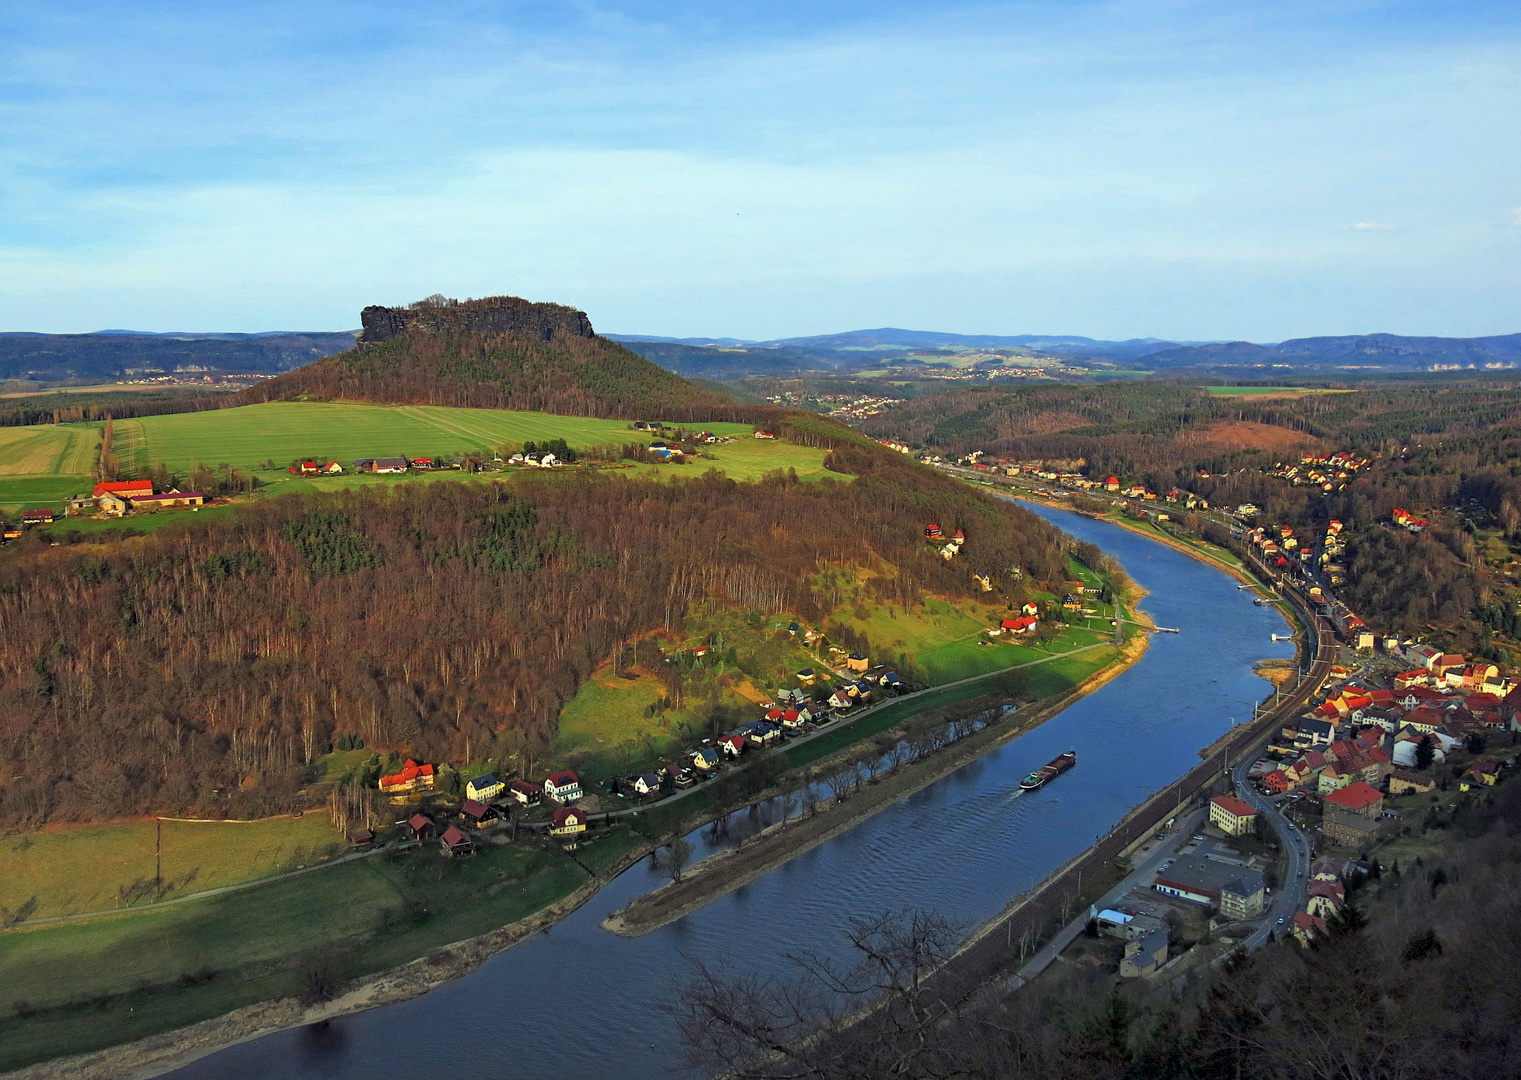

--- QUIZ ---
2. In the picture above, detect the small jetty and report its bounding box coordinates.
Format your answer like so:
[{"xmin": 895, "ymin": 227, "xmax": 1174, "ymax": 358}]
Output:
[{"xmin": 1153, "ymin": 626, "xmax": 1181, "ymax": 634}]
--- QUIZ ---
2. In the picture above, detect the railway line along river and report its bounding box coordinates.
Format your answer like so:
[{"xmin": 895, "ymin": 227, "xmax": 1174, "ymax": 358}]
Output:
[{"xmin": 162, "ymin": 504, "xmax": 1294, "ymax": 1080}]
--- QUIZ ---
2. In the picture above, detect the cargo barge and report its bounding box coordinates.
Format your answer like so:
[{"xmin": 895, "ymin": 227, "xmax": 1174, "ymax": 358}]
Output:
[{"xmin": 1019, "ymin": 750, "xmax": 1077, "ymax": 791}]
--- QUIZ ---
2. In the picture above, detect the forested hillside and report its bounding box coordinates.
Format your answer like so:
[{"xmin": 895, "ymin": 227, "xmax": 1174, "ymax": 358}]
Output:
[
  {"xmin": 0, "ymin": 450, "xmax": 1064, "ymax": 827},
  {"xmin": 237, "ymin": 295, "xmax": 733, "ymax": 419},
  {"xmin": 865, "ymin": 379, "xmax": 1521, "ymax": 655}
]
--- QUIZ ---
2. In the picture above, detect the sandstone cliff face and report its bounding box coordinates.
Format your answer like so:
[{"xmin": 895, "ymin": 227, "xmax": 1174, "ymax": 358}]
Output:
[{"xmin": 359, "ymin": 295, "xmax": 595, "ymax": 345}]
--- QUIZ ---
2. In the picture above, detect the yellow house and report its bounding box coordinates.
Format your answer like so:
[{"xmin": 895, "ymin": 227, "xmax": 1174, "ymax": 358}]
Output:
[
  {"xmin": 1208, "ymin": 794, "xmax": 1258, "ymax": 837},
  {"xmin": 846, "ymin": 653, "xmax": 869, "ymax": 673},
  {"xmin": 550, "ymin": 807, "xmax": 587, "ymax": 838}
]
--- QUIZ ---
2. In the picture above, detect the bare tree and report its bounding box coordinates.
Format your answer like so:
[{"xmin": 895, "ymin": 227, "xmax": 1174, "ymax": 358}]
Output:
[
  {"xmin": 825, "ymin": 769, "xmax": 854, "ymax": 804},
  {"xmin": 779, "ymin": 790, "xmax": 799, "ymax": 824},
  {"xmin": 670, "ymin": 909, "xmax": 972, "ymax": 1080},
  {"xmin": 661, "ymin": 837, "xmax": 694, "ymax": 883},
  {"xmin": 802, "ymin": 784, "xmax": 821, "ymax": 818}
]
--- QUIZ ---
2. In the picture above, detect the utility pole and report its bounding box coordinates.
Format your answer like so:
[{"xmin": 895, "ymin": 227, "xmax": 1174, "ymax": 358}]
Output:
[{"xmin": 155, "ymin": 818, "xmax": 162, "ymax": 892}]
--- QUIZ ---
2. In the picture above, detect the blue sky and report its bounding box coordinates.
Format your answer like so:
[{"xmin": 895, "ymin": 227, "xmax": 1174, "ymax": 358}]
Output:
[{"xmin": 1, "ymin": 1, "xmax": 1518, "ymax": 339}]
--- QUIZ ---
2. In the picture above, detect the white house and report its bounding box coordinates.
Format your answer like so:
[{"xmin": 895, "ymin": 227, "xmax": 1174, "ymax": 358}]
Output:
[{"xmin": 542, "ymin": 770, "xmax": 582, "ymax": 802}]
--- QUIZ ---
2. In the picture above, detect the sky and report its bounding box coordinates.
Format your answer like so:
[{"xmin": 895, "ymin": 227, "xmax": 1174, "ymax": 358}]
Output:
[{"xmin": 1, "ymin": 0, "xmax": 1519, "ymax": 340}]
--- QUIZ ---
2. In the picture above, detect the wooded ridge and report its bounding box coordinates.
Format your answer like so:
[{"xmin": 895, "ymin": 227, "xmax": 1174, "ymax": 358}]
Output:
[{"xmin": 0, "ymin": 445, "xmax": 1065, "ymax": 828}]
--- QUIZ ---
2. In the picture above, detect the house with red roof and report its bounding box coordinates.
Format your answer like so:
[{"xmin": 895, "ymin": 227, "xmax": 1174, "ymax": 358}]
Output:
[
  {"xmin": 460, "ymin": 798, "xmax": 497, "ymax": 829},
  {"xmin": 998, "ymin": 615, "xmax": 1038, "ymax": 635},
  {"xmin": 542, "ymin": 770, "xmax": 582, "ymax": 803},
  {"xmin": 1292, "ymin": 910, "xmax": 1327, "ymax": 946},
  {"xmin": 92, "ymin": 480, "xmax": 153, "ymax": 500},
  {"xmin": 1469, "ymin": 760, "xmax": 1499, "ymax": 787},
  {"xmin": 1208, "ymin": 794, "xmax": 1257, "ymax": 836},
  {"xmin": 1260, "ymin": 769, "xmax": 1292, "ymax": 795},
  {"xmin": 718, "ymin": 734, "xmax": 746, "ymax": 757},
  {"xmin": 1305, "ymin": 878, "xmax": 1346, "ymax": 920},
  {"xmin": 378, "ymin": 759, "xmax": 437, "ymax": 795},
  {"xmin": 403, "ymin": 813, "xmax": 434, "ymax": 840},
  {"xmin": 1323, "ymin": 781, "xmax": 1385, "ymax": 846},
  {"xmin": 439, "ymin": 825, "xmax": 474, "ymax": 857},
  {"xmin": 549, "ymin": 806, "xmax": 588, "ymax": 839}
]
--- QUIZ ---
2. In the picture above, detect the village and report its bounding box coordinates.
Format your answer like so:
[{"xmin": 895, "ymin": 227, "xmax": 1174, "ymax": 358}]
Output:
[
  {"xmin": 1034, "ymin": 610, "xmax": 1520, "ymax": 993},
  {"xmin": 332, "ymin": 614, "xmax": 920, "ymax": 865},
  {"xmin": 919, "ymin": 450, "xmax": 1520, "ymax": 988}
]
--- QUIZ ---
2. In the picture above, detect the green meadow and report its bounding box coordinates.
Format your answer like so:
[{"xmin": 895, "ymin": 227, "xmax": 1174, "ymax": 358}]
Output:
[
  {"xmin": 0, "ymin": 815, "xmax": 344, "ymax": 921},
  {"xmin": 0, "ymin": 401, "xmax": 834, "ymax": 512},
  {"xmin": 0, "ymin": 826, "xmax": 643, "ymax": 1072}
]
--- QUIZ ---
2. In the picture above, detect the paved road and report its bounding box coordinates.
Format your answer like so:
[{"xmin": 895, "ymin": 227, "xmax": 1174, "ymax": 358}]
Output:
[
  {"xmin": 1002, "ymin": 806, "xmax": 1206, "ymax": 989},
  {"xmin": 1224, "ymin": 742, "xmax": 1313, "ymax": 953}
]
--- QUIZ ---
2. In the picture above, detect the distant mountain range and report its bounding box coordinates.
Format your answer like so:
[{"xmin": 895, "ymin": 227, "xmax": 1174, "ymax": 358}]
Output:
[
  {"xmin": 5, "ymin": 322, "xmax": 1518, "ymax": 385},
  {"xmin": 1141, "ymin": 333, "xmax": 1521, "ymax": 371},
  {"xmin": 611, "ymin": 327, "xmax": 1521, "ymax": 377},
  {"xmin": 0, "ymin": 331, "xmax": 358, "ymax": 381}
]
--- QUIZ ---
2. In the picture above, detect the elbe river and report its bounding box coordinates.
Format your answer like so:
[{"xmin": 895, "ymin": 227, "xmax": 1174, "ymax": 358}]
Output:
[{"xmin": 168, "ymin": 504, "xmax": 1293, "ymax": 1079}]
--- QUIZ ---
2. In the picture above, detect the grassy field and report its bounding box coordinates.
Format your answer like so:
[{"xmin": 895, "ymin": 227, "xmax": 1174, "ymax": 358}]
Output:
[
  {"xmin": 0, "ymin": 425, "xmax": 96, "ymax": 477},
  {"xmin": 0, "ymin": 826, "xmax": 643, "ymax": 1072},
  {"xmin": 0, "ymin": 426, "xmax": 98, "ymax": 513},
  {"xmin": 551, "ymin": 668, "xmax": 683, "ymax": 779},
  {"xmin": 0, "ymin": 815, "xmax": 344, "ymax": 921},
  {"xmin": 1, "ymin": 402, "xmax": 834, "ymax": 511}
]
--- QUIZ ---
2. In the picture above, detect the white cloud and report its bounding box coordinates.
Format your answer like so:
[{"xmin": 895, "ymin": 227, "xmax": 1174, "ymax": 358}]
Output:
[
  {"xmin": 1510, "ymin": 208, "xmax": 1521, "ymax": 226},
  {"xmin": 1351, "ymin": 222, "xmax": 1395, "ymax": 231}
]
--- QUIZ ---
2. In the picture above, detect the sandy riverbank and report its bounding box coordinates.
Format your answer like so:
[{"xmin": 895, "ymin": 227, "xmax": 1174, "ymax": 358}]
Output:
[{"xmin": 603, "ymin": 630, "xmax": 1150, "ymax": 938}]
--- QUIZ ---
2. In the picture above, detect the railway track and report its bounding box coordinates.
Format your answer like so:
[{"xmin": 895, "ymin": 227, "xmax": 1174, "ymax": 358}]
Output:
[{"xmin": 926, "ymin": 552, "xmax": 1336, "ymax": 1000}]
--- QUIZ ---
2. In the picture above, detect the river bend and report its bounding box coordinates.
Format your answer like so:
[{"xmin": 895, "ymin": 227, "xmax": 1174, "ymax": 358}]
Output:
[{"xmin": 167, "ymin": 505, "xmax": 1293, "ymax": 1079}]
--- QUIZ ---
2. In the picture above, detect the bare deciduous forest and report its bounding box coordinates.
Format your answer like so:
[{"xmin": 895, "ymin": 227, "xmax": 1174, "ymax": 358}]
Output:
[{"xmin": 0, "ymin": 449, "xmax": 1064, "ymax": 827}]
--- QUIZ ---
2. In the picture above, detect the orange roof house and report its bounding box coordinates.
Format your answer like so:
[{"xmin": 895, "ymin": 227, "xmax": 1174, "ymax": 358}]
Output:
[
  {"xmin": 1325, "ymin": 781, "xmax": 1383, "ymax": 816},
  {"xmin": 378, "ymin": 758, "xmax": 437, "ymax": 794}
]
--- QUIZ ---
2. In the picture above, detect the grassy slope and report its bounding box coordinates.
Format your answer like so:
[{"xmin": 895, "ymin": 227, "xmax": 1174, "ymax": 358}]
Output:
[{"xmin": 0, "ymin": 816, "xmax": 343, "ymax": 920}]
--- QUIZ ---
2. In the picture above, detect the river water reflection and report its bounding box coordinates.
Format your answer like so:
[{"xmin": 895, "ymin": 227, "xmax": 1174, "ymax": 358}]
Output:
[{"xmin": 169, "ymin": 504, "xmax": 1293, "ymax": 1080}]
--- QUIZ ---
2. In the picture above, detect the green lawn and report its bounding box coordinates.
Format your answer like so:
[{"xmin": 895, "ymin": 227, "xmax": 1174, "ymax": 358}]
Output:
[
  {"xmin": 0, "ymin": 826, "xmax": 642, "ymax": 1072},
  {"xmin": 0, "ymin": 402, "xmax": 834, "ymax": 511},
  {"xmin": 1, "ymin": 815, "xmax": 344, "ymax": 921}
]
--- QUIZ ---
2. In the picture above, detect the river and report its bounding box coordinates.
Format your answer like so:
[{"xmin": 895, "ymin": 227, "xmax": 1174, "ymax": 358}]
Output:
[{"xmin": 166, "ymin": 504, "xmax": 1294, "ymax": 1080}]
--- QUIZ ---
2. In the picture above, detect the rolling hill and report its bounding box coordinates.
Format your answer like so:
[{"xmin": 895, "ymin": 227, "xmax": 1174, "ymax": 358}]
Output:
[
  {"xmin": 235, "ymin": 295, "xmax": 735, "ymax": 419},
  {"xmin": 1142, "ymin": 332, "xmax": 1521, "ymax": 371}
]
